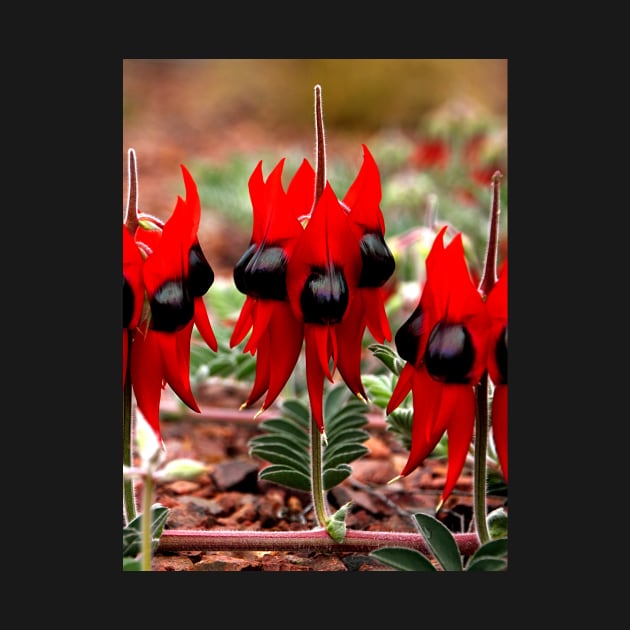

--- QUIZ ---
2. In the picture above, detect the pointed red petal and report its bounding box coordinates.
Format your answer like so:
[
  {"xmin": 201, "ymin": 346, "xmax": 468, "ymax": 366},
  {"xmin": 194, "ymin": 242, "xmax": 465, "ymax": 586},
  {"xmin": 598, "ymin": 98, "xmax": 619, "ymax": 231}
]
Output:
[
  {"xmin": 158, "ymin": 326, "xmax": 200, "ymax": 413},
  {"xmin": 244, "ymin": 299, "xmax": 275, "ymax": 354},
  {"xmin": 261, "ymin": 302, "xmax": 304, "ymax": 409},
  {"xmin": 398, "ymin": 370, "xmax": 446, "ymax": 477},
  {"xmin": 230, "ymin": 297, "xmax": 255, "ymax": 348},
  {"xmin": 361, "ymin": 288, "xmax": 392, "ymax": 343},
  {"xmin": 287, "ymin": 159, "xmax": 316, "ymax": 221},
  {"xmin": 492, "ymin": 384, "xmax": 508, "ymax": 481},
  {"xmin": 386, "ymin": 362, "xmax": 414, "ymax": 414},
  {"xmin": 335, "ymin": 297, "xmax": 368, "ymax": 399},
  {"xmin": 130, "ymin": 328, "xmax": 164, "ymax": 441},
  {"xmin": 242, "ymin": 331, "xmax": 271, "ymax": 408},
  {"xmin": 304, "ymin": 325, "xmax": 328, "ymax": 433},
  {"xmin": 439, "ymin": 386, "xmax": 476, "ymax": 503},
  {"xmin": 194, "ymin": 297, "xmax": 218, "ymax": 351},
  {"xmin": 342, "ymin": 144, "xmax": 384, "ymax": 233}
]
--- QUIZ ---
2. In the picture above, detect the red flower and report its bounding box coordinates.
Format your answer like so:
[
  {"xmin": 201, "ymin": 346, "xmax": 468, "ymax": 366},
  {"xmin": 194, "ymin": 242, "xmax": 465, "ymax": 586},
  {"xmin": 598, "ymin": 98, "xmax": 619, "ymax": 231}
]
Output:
[
  {"xmin": 486, "ymin": 262, "xmax": 508, "ymax": 481},
  {"xmin": 387, "ymin": 226, "xmax": 490, "ymax": 504},
  {"xmin": 123, "ymin": 225, "xmax": 144, "ymax": 386},
  {"xmin": 233, "ymin": 146, "xmax": 395, "ymax": 435},
  {"xmin": 230, "ymin": 158, "xmax": 306, "ymax": 414},
  {"xmin": 125, "ymin": 165, "xmax": 217, "ymax": 440}
]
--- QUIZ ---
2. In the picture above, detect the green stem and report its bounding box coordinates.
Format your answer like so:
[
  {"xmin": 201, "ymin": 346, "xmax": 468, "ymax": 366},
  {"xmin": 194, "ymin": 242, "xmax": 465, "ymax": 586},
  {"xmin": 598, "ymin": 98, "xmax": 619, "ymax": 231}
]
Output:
[
  {"xmin": 473, "ymin": 170, "xmax": 504, "ymax": 545},
  {"xmin": 473, "ymin": 374, "xmax": 490, "ymax": 544},
  {"xmin": 123, "ymin": 336, "xmax": 136, "ymax": 525},
  {"xmin": 141, "ymin": 472, "xmax": 155, "ymax": 571},
  {"xmin": 310, "ymin": 417, "xmax": 329, "ymax": 528}
]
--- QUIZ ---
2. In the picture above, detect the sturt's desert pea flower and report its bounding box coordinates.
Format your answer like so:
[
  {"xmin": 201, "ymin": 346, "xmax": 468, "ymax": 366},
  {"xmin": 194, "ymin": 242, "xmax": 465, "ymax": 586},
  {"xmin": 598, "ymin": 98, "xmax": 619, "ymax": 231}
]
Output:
[
  {"xmin": 485, "ymin": 261, "xmax": 508, "ymax": 481},
  {"xmin": 387, "ymin": 225, "xmax": 493, "ymax": 505},
  {"xmin": 231, "ymin": 158, "xmax": 306, "ymax": 414},
  {"xmin": 124, "ymin": 165, "xmax": 217, "ymax": 441},
  {"xmin": 232, "ymin": 145, "xmax": 395, "ymax": 435}
]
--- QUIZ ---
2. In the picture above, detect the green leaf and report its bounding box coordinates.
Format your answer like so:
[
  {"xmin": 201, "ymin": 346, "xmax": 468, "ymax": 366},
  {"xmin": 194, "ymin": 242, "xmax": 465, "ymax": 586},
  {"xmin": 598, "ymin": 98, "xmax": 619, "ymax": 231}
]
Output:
[
  {"xmin": 280, "ymin": 399, "xmax": 311, "ymax": 427},
  {"xmin": 323, "ymin": 464, "xmax": 352, "ymax": 490},
  {"xmin": 324, "ymin": 383, "xmax": 351, "ymax": 418},
  {"xmin": 123, "ymin": 556, "xmax": 142, "ymax": 571},
  {"xmin": 487, "ymin": 507, "xmax": 509, "ymax": 540},
  {"xmin": 324, "ymin": 444, "xmax": 369, "ymax": 469},
  {"xmin": 258, "ymin": 464, "xmax": 311, "ymax": 492},
  {"xmin": 248, "ymin": 432, "xmax": 309, "ymax": 454},
  {"xmin": 466, "ymin": 537, "xmax": 508, "ymax": 570},
  {"xmin": 256, "ymin": 418, "xmax": 310, "ymax": 447},
  {"xmin": 326, "ymin": 502, "xmax": 351, "ymax": 542},
  {"xmin": 370, "ymin": 547, "xmax": 437, "ymax": 571},
  {"xmin": 412, "ymin": 512, "xmax": 463, "ymax": 572},
  {"xmin": 368, "ymin": 343, "xmax": 403, "ymax": 375},
  {"xmin": 249, "ymin": 443, "xmax": 311, "ymax": 475},
  {"xmin": 466, "ymin": 557, "xmax": 508, "ymax": 571},
  {"xmin": 324, "ymin": 427, "xmax": 370, "ymax": 446},
  {"xmin": 122, "ymin": 504, "xmax": 170, "ymax": 558}
]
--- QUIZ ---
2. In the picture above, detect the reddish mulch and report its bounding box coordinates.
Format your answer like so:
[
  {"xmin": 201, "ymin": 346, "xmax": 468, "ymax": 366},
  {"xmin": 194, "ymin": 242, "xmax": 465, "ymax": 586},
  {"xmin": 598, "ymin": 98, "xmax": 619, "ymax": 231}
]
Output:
[{"xmin": 135, "ymin": 385, "xmax": 505, "ymax": 572}]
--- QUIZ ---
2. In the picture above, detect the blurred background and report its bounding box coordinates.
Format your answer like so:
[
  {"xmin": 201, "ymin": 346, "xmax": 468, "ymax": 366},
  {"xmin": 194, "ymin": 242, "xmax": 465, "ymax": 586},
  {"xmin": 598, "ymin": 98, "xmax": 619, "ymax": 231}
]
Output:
[{"xmin": 123, "ymin": 58, "xmax": 507, "ymax": 288}]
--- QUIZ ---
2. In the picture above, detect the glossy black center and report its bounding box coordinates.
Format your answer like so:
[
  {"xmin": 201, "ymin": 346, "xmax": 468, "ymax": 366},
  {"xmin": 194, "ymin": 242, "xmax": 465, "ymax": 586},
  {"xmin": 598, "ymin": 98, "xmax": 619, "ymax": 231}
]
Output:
[
  {"xmin": 188, "ymin": 243, "xmax": 214, "ymax": 297},
  {"xmin": 150, "ymin": 279, "xmax": 194, "ymax": 332},
  {"xmin": 424, "ymin": 321, "xmax": 474, "ymax": 384},
  {"xmin": 358, "ymin": 232, "xmax": 395, "ymax": 288},
  {"xmin": 233, "ymin": 243, "xmax": 288, "ymax": 300},
  {"xmin": 394, "ymin": 304, "xmax": 425, "ymax": 365},
  {"xmin": 300, "ymin": 265, "xmax": 348, "ymax": 324}
]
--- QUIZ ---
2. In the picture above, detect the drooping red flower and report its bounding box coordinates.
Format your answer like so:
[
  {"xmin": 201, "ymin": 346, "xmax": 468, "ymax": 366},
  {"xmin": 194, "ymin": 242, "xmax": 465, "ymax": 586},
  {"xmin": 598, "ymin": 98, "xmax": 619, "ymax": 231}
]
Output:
[
  {"xmin": 126, "ymin": 165, "xmax": 217, "ymax": 440},
  {"xmin": 286, "ymin": 183, "xmax": 364, "ymax": 433},
  {"xmin": 486, "ymin": 261, "xmax": 508, "ymax": 481},
  {"xmin": 123, "ymin": 225, "xmax": 145, "ymax": 386},
  {"xmin": 232, "ymin": 146, "xmax": 395, "ymax": 435},
  {"xmin": 336, "ymin": 144, "xmax": 395, "ymax": 400},
  {"xmin": 230, "ymin": 158, "xmax": 306, "ymax": 414},
  {"xmin": 387, "ymin": 225, "xmax": 490, "ymax": 504}
]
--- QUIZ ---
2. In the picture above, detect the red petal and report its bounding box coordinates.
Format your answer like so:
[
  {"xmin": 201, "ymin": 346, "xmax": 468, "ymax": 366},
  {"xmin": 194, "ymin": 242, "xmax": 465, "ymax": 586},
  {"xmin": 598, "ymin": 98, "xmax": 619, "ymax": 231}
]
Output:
[
  {"xmin": 492, "ymin": 384, "xmax": 508, "ymax": 481},
  {"xmin": 130, "ymin": 328, "xmax": 164, "ymax": 441},
  {"xmin": 230, "ymin": 297, "xmax": 255, "ymax": 348},
  {"xmin": 194, "ymin": 297, "xmax": 218, "ymax": 352},
  {"xmin": 335, "ymin": 297, "xmax": 368, "ymax": 400},
  {"xmin": 386, "ymin": 362, "xmax": 414, "ymax": 414},
  {"xmin": 158, "ymin": 326, "xmax": 200, "ymax": 413},
  {"xmin": 261, "ymin": 302, "xmax": 304, "ymax": 409},
  {"xmin": 439, "ymin": 386, "xmax": 476, "ymax": 502},
  {"xmin": 342, "ymin": 144, "xmax": 384, "ymax": 234},
  {"xmin": 304, "ymin": 325, "xmax": 329, "ymax": 433},
  {"xmin": 361, "ymin": 288, "xmax": 392, "ymax": 343},
  {"xmin": 287, "ymin": 159, "xmax": 316, "ymax": 221}
]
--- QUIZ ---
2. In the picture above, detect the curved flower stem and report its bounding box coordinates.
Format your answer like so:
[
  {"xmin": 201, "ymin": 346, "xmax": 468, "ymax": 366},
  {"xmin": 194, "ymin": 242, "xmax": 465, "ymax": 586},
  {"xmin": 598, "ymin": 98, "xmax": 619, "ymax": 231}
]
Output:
[
  {"xmin": 141, "ymin": 472, "xmax": 155, "ymax": 571},
  {"xmin": 473, "ymin": 170, "xmax": 504, "ymax": 544},
  {"xmin": 310, "ymin": 417, "xmax": 330, "ymax": 528},
  {"xmin": 123, "ymin": 342, "xmax": 136, "ymax": 525},
  {"xmin": 314, "ymin": 84, "xmax": 326, "ymax": 205},
  {"xmin": 473, "ymin": 376, "xmax": 491, "ymax": 544}
]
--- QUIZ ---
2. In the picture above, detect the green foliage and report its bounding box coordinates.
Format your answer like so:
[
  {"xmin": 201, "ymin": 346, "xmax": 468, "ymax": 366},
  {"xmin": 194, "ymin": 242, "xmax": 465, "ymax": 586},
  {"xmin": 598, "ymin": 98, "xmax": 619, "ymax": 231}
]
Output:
[
  {"xmin": 248, "ymin": 383, "xmax": 370, "ymax": 492},
  {"xmin": 370, "ymin": 512, "xmax": 508, "ymax": 572},
  {"xmin": 122, "ymin": 504, "xmax": 170, "ymax": 571}
]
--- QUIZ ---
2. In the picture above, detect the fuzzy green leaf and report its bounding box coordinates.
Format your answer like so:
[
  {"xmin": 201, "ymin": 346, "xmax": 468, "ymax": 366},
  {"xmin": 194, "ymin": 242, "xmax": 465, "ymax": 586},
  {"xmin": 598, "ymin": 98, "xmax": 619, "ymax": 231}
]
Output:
[
  {"xmin": 324, "ymin": 383, "xmax": 351, "ymax": 417},
  {"xmin": 280, "ymin": 399, "xmax": 311, "ymax": 427},
  {"xmin": 326, "ymin": 502, "xmax": 350, "ymax": 542},
  {"xmin": 258, "ymin": 464, "xmax": 311, "ymax": 492},
  {"xmin": 466, "ymin": 557, "xmax": 508, "ymax": 571},
  {"xmin": 466, "ymin": 537, "xmax": 508, "ymax": 571},
  {"xmin": 248, "ymin": 432, "xmax": 309, "ymax": 453},
  {"xmin": 368, "ymin": 343, "xmax": 404, "ymax": 375},
  {"xmin": 324, "ymin": 444, "xmax": 369, "ymax": 469},
  {"xmin": 249, "ymin": 443, "xmax": 311, "ymax": 475},
  {"xmin": 122, "ymin": 504, "xmax": 170, "ymax": 558},
  {"xmin": 412, "ymin": 512, "xmax": 463, "ymax": 572},
  {"xmin": 256, "ymin": 418, "xmax": 310, "ymax": 446},
  {"xmin": 370, "ymin": 547, "xmax": 438, "ymax": 571},
  {"xmin": 323, "ymin": 464, "xmax": 353, "ymax": 490}
]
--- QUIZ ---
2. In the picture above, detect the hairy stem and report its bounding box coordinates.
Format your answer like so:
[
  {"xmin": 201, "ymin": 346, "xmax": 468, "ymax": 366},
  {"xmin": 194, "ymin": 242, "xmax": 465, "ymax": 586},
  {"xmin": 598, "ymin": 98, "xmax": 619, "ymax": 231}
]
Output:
[
  {"xmin": 122, "ymin": 337, "xmax": 136, "ymax": 525},
  {"xmin": 158, "ymin": 529, "xmax": 480, "ymax": 557}
]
